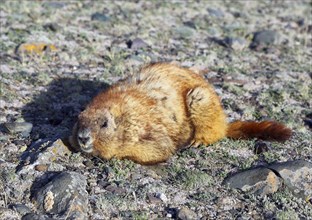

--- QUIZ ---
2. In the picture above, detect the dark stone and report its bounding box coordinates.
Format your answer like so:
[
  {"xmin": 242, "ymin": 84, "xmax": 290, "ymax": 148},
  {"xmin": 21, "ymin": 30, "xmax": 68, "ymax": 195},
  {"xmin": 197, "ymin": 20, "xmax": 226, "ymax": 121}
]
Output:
[
  {"xmin": 43, "ymin": 23, "xmax": 60, "ymax": 32},
  {"xmin": 32, "ymin": 171, "xmax": 88, "ymax": 219},
  {"xmin": 250, "ymin": 30, "xmax": 279, "ymax": 49},
  {"xmin": 183, "ymin": 21, "xmax": 196, "ymax": 29},
  {"xmin": 303, "ymin": 118, "xmax": 312, "ymax": 129},
  {"xmin": 254, "ymin": 141, "xmax": 270, "ymax": 155},
  {"xmin": 91, "ymin": 12, "xmax": 110, "ymax": 22},
  {"xmin": 22, "ymin": 213, "xmax": 53, "ymax": 220}
]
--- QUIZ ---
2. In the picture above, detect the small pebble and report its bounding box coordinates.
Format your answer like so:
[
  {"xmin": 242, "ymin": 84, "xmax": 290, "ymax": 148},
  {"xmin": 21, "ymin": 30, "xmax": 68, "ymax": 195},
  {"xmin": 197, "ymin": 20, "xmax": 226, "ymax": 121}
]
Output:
[
  {"xmin": 91, "ymin": 12, "xmax": 110, "ymax": 22},
  {"xmin": 126, "ymin": 38, "xmax": 148, "ymax": 50},
  {"xmin": 9, "ymin": 204, "xmax": 31, "ymax": 216},
  {"xmin": 3, "ymin": 122, "xmax": 33, "ymax": 136},
  {"xmin": 35, "ymin": 164, "xmax": 48, "ymax": 172}
]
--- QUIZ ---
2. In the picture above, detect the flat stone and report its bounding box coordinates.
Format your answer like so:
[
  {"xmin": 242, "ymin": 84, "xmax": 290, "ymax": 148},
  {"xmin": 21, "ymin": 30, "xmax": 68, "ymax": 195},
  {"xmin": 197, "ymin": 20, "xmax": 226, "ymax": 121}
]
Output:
[
  {"xmin": 250, "ymin": 30, "xmax": 280, "ymax": 49},
  {"xmin": 223, "ymin": 167, "xmax": 281, "ymax": 195},
  {"xmin": 223, "ymin": 37, "xmax": 248, "ymax": 51},
  {"xmin": 177, "ymin": 207, "xmax": 197, "ymax": 220},
  {"xmin": 174, "ymin": 26, "xmax": 194, "ymax": 39},
  {"xmin": 22, "ymin": 213, "xmax": 53, "ymax": 220},
  {"xmin": 9, "ymin": 203, "xmax": 31, "ymax": 216},
  {"xmin": 91, "ymin": 12, "xmax": 110, "ymax": 22},
  {"xmin": 268, "ymin": 160, "xmax": 312, "ymax": 199},
  {"xmin": 207, "ymin": 8, "xmax": 224, "ymax": 18},
  {"xmin": 0, "ymin": 208, "xmax": 20, "ymax": 220},
  {"xmin": 3, "ymin": 122, "xmax": 33, "ymax": 137},
  {"xmin": 32, "ymin": 171, "xmax": 88, "ymax": 219},
  {"xmin": 126, "ymin": 38, "xmax": 148, "ymax": 50},
  {"xmin": 17, "ymin": 138, "xmax": 71, "ymax": 173}
]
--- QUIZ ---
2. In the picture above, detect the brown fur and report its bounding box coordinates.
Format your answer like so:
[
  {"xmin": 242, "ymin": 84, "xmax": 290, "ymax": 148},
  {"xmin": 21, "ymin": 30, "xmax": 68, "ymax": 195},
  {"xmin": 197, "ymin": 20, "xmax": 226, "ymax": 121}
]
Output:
[{"xmin": 70, "ymin": 63, "xmax": 292, "ymax": 164}]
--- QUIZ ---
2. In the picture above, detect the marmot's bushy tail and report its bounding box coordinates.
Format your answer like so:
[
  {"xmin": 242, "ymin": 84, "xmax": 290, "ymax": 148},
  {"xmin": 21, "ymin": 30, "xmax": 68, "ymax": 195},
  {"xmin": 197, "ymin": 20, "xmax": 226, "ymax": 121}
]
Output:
[{"xmin": 226, "ymin": 121, "xmax": 292, "ymax": 142}]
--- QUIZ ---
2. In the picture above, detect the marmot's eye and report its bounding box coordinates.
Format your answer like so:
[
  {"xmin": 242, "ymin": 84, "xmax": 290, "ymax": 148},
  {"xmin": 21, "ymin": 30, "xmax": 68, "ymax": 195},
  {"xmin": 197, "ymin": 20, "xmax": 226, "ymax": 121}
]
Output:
[{"xmin": 101, "ymin": 121, "xmax": 108, "ymax": 128}]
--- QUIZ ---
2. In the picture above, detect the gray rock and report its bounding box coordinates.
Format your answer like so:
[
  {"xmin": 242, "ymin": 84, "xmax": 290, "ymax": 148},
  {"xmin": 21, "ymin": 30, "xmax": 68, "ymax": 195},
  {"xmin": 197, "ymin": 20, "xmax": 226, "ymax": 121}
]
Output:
[
  {"xmin": 177, "ymin": 207, "xmax": 197, "ymax": 220},
  {"xmin": 147, "ymin": 193, "xmax": 162, "ymax": 204},
  {"xmin": 207, "ymin": 8, "xmax": 224, "ymax": 18},
  {"xmin": 126, "ymin": 38, "xmax": 148, "ymax": 50},
  {"xmin": 43, "ymin": 2, "xmax": 65, "ymax": 9},
  {"xmin": 9, "ymin": 204, "xmax": 31, "ymax": 216},
  {"xmin": 250, "ymin": 30, "xmax": 279, "ymax": 49},
  {"xmin": 174, "ymin": 26, "xmax": 194, "ymax": 39},
  {"xmin": 0, "ymin": 208, "xmax": 20, "ymax": 220},
  {"xmin": 22, "ymin": 213, "xmax": 53, "ymax": 220},
  {"xmin": 268, "ymin": 160, "xmax": 312, "ymax": 199},
  {"xmin": 183, "ymin": 21, "xmax": 196, "ymax": 29},
  {"xmin": 32, "ymin": 171, "xmax": 88, "ymax": 219},
  {"xmin": 223, "ymin": 37, "xmax": 248, "ymax": 51},
  {"xmin": 91, "ymin": 12, "xmax": 110, "ymax": 22},
  {"xmin": 3, "ymin": 122, "xmax": 33, "ymax": 137},
  {"xmin": 43, "ymin": 23, "xmax": 60, "ymax": 32},
  {"xmin": 223, "ymin": 167, "xmax": 281, "ymax": 195},
  {"xmin": 17, "ymin": 139, "xmax": 71, "ymax": 173}
]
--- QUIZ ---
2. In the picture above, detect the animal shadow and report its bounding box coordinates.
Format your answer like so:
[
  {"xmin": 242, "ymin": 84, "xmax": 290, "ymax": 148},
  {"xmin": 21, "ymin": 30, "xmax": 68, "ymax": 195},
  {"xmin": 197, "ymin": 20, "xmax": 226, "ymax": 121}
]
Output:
[{"xmin": 21, "ymin": 78, "xmax": 109, "ymax": 140}]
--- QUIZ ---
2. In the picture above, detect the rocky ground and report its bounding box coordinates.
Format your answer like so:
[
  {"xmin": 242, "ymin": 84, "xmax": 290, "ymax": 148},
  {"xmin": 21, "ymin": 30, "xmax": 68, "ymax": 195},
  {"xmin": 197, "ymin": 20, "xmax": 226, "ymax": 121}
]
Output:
[{"xmin": 0, "ymin": 1, "xmax": 311, "ymax": 219}]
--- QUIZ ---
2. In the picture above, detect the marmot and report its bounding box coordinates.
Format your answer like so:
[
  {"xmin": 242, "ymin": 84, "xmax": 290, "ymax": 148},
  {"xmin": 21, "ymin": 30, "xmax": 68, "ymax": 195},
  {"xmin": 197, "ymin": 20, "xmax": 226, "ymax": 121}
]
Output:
[{"xmin": 70, "ymin": 63, "xmax": 291, "ymax": 164}]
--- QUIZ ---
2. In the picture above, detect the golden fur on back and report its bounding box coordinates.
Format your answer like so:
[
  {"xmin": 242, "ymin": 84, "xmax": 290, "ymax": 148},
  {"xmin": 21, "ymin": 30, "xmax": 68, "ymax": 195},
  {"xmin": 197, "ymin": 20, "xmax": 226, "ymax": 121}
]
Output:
[{"xmin": 70, "ymin": 63, "xmax": 291, "ymax": 164}]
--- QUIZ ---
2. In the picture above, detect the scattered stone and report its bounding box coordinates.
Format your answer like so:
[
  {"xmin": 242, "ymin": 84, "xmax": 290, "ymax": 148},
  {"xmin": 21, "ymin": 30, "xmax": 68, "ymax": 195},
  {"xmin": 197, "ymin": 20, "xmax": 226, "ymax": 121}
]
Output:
[
  {"xmin": 250, "ymin": 30, "xmax": 280, "ymax": 50},
  {"xmin": 35, "ymin": 164, "xmax": 48, "ymax": 172},
  {"xmin": 91, "ymin": 12, "xmax": 110, "ymax": 22},
  {"xmin": 43, "ymin": 23, "xmax": 60, "ymax": 32},
  {"xmin": 223, "ymin": 37, "xmax": 248, "ymax": 51},
  {"xmin": 174, "ymin": 26, "xmax": 194, "ymax": 39},
  {"xmin": 22, "ymin": 213, "xmax": 52, "ymax": 220},
  {"xmin": 183, "ymin": 21, "xmax": 196, "ymax": 29},
  {"xmin": 254, "ymin": 141, "xmax": 270, "ymax": 155},
  {"xmin": 268, "ymin": 160, "xmax": 312, "ymax": 199},
  {"xmin": 0, "ymin": 208, "xmax": 20, "ymax": 220},
  {"xmin": 3, "ymin": 122, "xmax": 33, "ymax": 137},
  {"xmin": 32, "ymin": 172, "xmax": 88, "ymax": 219},
  {"xmin": 147, "ymin": 193, "xmax": 162, "ymax": 204},
  {"xmin": 223, "ymin": 167, "xmax": 280, "ymax": 195},
  {"xmin": 126, "ymin": 38, "xmax": 148, "ymax": 50},
  {"xmin": 17, "ymin": 139, "xmax": 72, "ymax": 173},
  {"xmin": 105, "ymin": 184, "xmax": 127, "ymax": 195},
  {"xmin": 177, "ymin": 207, "xmax": 197, "ymax": 220},
  {"xmin": 173, "ymin": 192, "xmax": 187, "ymax": 204},
  {"xmin": 156, "ymin": 192, "xmax": 168, "ymax": 202},
  {"xmin": 9, "ymin": 203, "xmax": 31, "ymax": 216},
  {"xmin": 207, "ymin": 8, "xmax": 224, "ymax": 18},
  {"xmin": 216, "ymin": 196, "xmax": 241, "ymax": 211},
  {"xmin": 43, "ymin": 2, "xmax": 66, "ymax": 9}
]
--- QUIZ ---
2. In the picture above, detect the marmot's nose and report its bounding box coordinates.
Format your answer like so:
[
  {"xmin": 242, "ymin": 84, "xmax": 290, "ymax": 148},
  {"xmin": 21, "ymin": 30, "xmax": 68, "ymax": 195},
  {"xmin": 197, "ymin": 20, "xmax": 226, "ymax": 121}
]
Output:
[
  {"xmin": 78, "ymin": 128, "xmax": 91, "ymax": 145},
  {"xmin": 78, "ymin": 136, "xmax": 90, "ymax": 145}
]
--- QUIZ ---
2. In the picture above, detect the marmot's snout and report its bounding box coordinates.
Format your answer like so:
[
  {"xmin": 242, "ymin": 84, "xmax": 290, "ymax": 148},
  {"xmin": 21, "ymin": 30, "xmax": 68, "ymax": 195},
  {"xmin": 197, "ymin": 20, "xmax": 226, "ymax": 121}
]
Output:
[{"xmin": 77, "ymin": 128, "xmax": 93, "ymax": 153}]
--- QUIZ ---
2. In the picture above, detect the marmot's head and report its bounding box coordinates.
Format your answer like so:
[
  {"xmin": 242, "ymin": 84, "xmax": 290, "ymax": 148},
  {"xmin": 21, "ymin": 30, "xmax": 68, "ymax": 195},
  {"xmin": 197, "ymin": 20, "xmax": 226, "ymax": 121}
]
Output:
[{"xmin": 72, "ymin": 107, "xmax": 118, "ymax": 158}]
